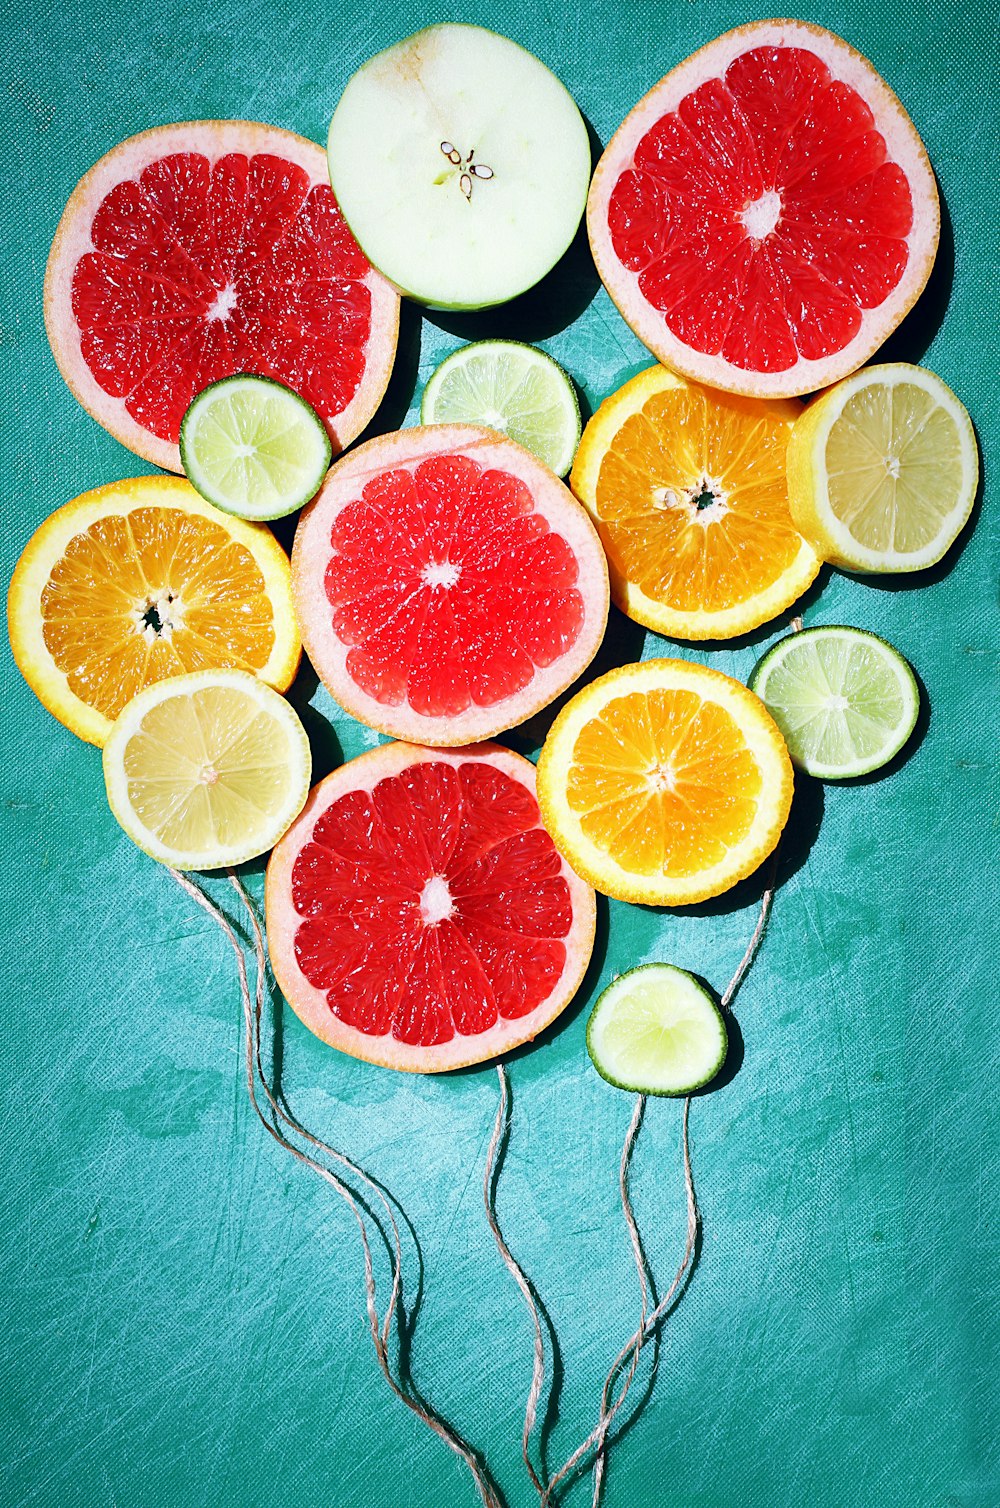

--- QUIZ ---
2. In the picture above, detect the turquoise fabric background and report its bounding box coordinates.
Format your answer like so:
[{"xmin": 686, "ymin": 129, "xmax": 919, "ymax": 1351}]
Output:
[{"xmin": 2, "ymin": 1, "xmax": 997, "ymax": 1504}]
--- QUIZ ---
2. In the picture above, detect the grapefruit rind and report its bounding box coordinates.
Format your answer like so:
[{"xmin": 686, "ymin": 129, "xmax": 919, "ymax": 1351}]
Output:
[
  {"xmin": 265, "ymin": 740, "xmax": 597, "ymax": 1073},
  {"xmin": 292, "ymin": 423, "xmax": 610, "ymax": 746},
  {"xmin": 536, "ymin": 658, "xmax": 794, "ymax": 906},
  {"xmin": 786, "ymin": 363, "xmax": 979, "ymax": 573},
  {"xmin": 44, "ymin": 120, "xmax": 400, "ymax": 472},
  {"xmin": 587, "ymin": 20, "xmax": 940, "ymax": 399},
  {"xmin": 570, "ymin": 365, "xmax": 822, "ymax": 639},
  {"xmin": 103, "ymin": 668, "xmax": 312, "ymax": 869},
  {"xmin": 7, "ymin": 475, "xmax": 301, "ymax": 747}
]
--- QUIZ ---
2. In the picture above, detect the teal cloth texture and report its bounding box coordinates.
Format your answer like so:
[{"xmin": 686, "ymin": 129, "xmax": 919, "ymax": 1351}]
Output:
[{"xmin": 2, "ymin": 0, "xmax": 997, "ymax": 1504}]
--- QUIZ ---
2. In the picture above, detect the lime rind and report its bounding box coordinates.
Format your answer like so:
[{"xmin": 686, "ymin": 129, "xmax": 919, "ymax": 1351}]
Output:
[
  {"xmin": 750, "ymin": 624, "xmax": 920, "ymax": 780},
  {"xmin": 587, "ymin": 963, "xmax": 728, "ymax": 1096},
  {"xmin": 421, "ymin": 340, "xmax": 581, "ymax": 474},
  {"xmin": 180, "ymin": 374, "xmax": 332, "ymax": 520}
]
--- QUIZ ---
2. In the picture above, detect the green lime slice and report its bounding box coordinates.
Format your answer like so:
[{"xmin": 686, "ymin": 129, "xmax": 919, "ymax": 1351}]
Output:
[
  {"xmin": 587, "ymin": 964, "xmax": 727, "ymax": 1096},
  {"xmin": 179, "ymin": 374, "xmax": 332, "ymax": 520},
  {"xmin": 750, "ymin": 625, "xmax": 920, "ymax": 779},
  {"xmin": 420, "ymin": 340, "xmax": 581, "ymax": 475}
]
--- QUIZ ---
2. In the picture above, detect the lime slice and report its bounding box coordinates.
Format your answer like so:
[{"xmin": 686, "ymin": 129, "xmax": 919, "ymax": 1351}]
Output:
[
  {"xmin": 420, "ymin": 340, "xmax": 581, "ymax": 474},
  {"xmin": 587, "ymin": 964, "xmax": 727, "ymax": 1095},
  {"xmin": 179, "ymin": 374, "xmax": 332, "ymax": 520},
  {"xmin": 750, "ymin": 625, "xmax": 920, "ymax": 779},
  {"xmin": 103, "ymin": 669, "xmax": 312, "ymax": 869},
  {"xmin": 787, "ymin": 363, "xmax": 979, "ymax": 573}
]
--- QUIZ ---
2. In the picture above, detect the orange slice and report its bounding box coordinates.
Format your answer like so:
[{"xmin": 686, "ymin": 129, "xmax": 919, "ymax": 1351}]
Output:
[
  {"xmin": 8, "ymin": 475, "xmax": 300, "ymax": 746},
  {"xmin": 571, "ymin": 365, "xmax": 820, "ymax": 639},
  {"xmin": 536, "ymin": 658, "xmax": 792, "ymax": 905}
]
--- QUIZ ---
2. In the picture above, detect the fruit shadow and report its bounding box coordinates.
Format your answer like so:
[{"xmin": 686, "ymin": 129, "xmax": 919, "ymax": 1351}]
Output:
[
  {"xmin": 873, "ymin": 179, "xmax": 955, "ymax": 369},
  {"xmin": 421, "ymin": 115, "xmax": 605, "ymax": 348},
  {"xmin": 503, "ymin": 605, "xmax": 648, "ymax": 760}
]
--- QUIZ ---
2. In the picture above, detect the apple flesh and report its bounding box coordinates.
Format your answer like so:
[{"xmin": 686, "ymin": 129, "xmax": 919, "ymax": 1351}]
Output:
[{"xmin": 328, "ymin": 24, "xmax": 591, "ymax": 310}]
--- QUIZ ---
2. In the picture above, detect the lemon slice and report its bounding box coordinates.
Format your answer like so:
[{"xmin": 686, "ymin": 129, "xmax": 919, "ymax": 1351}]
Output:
[
  {"xmin": 103, "ymin": 670, "xmax": 311, "ymax": 869},
  {"xmin": 536, "ymin": 658, "xmax": 792, "ymax": 906},
  {"xmin": 587, "ymin": 964, "xmax": 727, "ymax": 1095},
  {"xmin": 787, "ymin": 363, "xmax": 979, "ymax": 572}
]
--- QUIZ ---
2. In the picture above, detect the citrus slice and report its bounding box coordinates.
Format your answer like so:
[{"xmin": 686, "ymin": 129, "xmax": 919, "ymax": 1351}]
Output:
[
  {"xmin": 7, "ymin": 476, "xmax": 300, "ymax": 746},
  {"xmin": 265, "ymin": 741, "xmax": 596, "ymax": 1072},
  {"xmin": 327, "ymin": 24, "xmax": 591, "ymax": 309},
  {"xmin": 103, "ymin": 669, "xmax": 311, "ymax": 869},
  {"xmin": 571, "ymin": 365, "xmax": 820, "ymax": 639},
  {"xmin": 292, "ymin": 424, "xmax": 609, "ymax": 746},
  {"xmin": 750, "ymin": 625, "xmax": 920, "ymax": 779},
  {"xmin": 587, "ymin": 964, "xmax": 727, "ymax": 1095},
  {"xmin": 786, "ymin": 363, "xmax": 979, "ymax": 572},
  {"xmin": 536, "ymin": 658, "xmax": 793, "ymax": 905},
  {"xmin": 420, "ymin": 341, "xmax": 581, "ymax": 475},
  {"xmin": 588, "ymin": 20, "xmax": 939, "ymax": 398},
  {"xmin": 179, "ymin": 374, "xmax": 332, "ymax": 519},
  {"xmin": 44, "ymin": 121, "xmax": 399, "ymax": 471}
]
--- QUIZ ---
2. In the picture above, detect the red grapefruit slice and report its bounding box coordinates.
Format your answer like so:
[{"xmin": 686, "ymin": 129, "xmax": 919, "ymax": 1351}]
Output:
[
  {"xmin": 45, "ymin": 121, "xmax": 400, "ymax": 472},
  {"xmin": 292, "ymin": 425, "xmax": 610, "ymax": 745},
  {"xmin": 588, "ymin": 21, "xmax": 939, "ymax": 398},
  {"xmin": 266, "ymin": 741, "xmax": 596, "ymax": 1072}
]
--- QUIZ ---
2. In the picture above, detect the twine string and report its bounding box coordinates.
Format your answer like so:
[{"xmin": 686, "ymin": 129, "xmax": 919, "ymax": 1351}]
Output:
[
  {"xmin": 170, "ymin": 867, "xmax": 501, "ymax": 1508},
  {"xmin": 483, "ymin": 1063, "xmax": 547, "ymax": 1496},
  {"xmin": 486, "ymin": 862, "xmax": 779, "ymax": 1508}
]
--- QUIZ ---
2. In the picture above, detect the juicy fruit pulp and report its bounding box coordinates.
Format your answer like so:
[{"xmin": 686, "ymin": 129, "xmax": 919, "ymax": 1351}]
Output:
[
  {"xmin": 750, "ymin": 625, "xmax": 920, "ymax": 778},
  {"xmin": 328, "ymin": 457, "xmax": 582, "ymax": 711},
  {"xmin": 180, "ymin": 374, "xmax": 332, "ymax": 519},
  {"xmin": 587, "ymin": 964, "xmax": 727, "ymax": 1095},
  {"xmin": 7, "ymin": 477, "xmax": 299, "ymax": 746},
  {"xmin": 787, "ymin": 363, "xmax": 979, "ymax": 572},
  {"xmin": 293, "ymin": 426, "xmax": 609, "ymax": 745},
  {"xmin": 45, "ymin": 123, "xmax": 399, "ymax": 469},
  {"xmin": 328, "ymin": 24, "xmax": 591, "ymax": 308},
  {"xmin": 589, "ymin": 22, "xmax": 939, "ymax": 396},
  {"xmin": 571, "ymin": 366, "xmax": 819, "ymax": 638},
  {"xmin": 420, "ymin": 341, "xmax": 582, "ymax": 476},
  {"xmin": 537, "ymin": 659, "xmax": 793, "ymax": 905},
  {"xmin": 103, "ymin": 670, "xmax": 311, "ymax": 869},
  {"xmin": 266, "ymin": 743, "xmax": 596, "ymax": 1071}
]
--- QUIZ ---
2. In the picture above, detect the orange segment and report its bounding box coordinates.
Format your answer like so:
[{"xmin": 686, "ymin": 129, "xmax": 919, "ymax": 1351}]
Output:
[
  {"xmin": 571, "ymin": 366, "xmax": 820, "ymax": 639},
  {"xmin": 537, "ymin": 658, "xmax": 793, "ymax": 905},
  {"xmin": 8, "ymin": 476, "xmax": 300, "ymax": 746}
]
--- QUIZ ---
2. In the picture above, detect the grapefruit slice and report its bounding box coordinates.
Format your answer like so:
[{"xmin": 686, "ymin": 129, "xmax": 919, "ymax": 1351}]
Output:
[
  {"xmin": 292, "ymin": 425, "xmax": 609, "ymax": 746},
  {"xmin": 45, "ymin": 121, "xmax": 400, "ymax": 472},
  {"xmin": 588, "ymin": 21, "xmax": 939, "ymax": 398},
  {"xmin": 265, "ymin": 741, "xmax": 596, "ymax": 1072}
]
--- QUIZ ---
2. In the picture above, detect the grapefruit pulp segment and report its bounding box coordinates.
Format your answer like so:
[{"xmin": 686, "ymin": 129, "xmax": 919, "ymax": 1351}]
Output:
[
  {"xmin": 45, "ymin": 122, "xmax": 399, "ymax": 471},
  {"xmin": 266, "ymin": 741, "xmax": 597, "ymax": 1072},
  {"xmin": 293, "ymin": 425, "xmax": 609, "ymax": 745},
  {"xmin": 588, "ymin": 21, "xmax": 939, "ymax": 397}
]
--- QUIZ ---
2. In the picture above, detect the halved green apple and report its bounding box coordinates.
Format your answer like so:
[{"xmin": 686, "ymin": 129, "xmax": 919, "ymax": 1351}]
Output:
[{"xmin": 328, "ymin": 24, "xmax": 592, "ymax": 310}]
